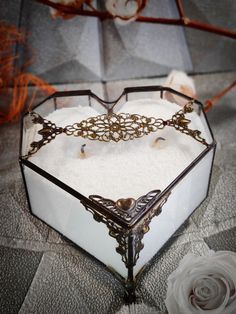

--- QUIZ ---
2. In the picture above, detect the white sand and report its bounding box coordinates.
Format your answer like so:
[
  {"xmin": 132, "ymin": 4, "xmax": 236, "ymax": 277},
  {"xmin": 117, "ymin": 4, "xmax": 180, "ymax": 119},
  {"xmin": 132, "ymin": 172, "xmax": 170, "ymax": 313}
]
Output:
[{"xmin": 30, "ymin": 98, "xmax": 206, "ymax": 200}]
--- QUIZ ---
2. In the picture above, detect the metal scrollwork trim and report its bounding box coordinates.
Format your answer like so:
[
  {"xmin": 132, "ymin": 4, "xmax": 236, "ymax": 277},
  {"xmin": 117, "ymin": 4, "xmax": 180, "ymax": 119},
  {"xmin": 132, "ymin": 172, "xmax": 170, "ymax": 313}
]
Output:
[
  {"xmin": 28, "ymin": 112, "xmax": 64, "ymax": 155},
  {"xmin": 166, "ymin": 102, "xmax": 209, "ymax": 147},
  {"xmin": 81, "ymin": 199, "xmax": 130, "ymax": 266},
  {"xmin": 89, "ymin": 190, "xmax": 161, "ymax": 224},
  {"xmin": 131, "ymin": 191, "xmax": 171, "ymax": 265},
  {"xmin": 65, "ymin": 113, "xmax": 165, "ymax": 142},
  {"xmin": 81, "ymin": 190, "xmax": 171, "ymax": 269},
  {"xmin": 26, "ymin": 101, "xmax": 208, "ymax": 157}
]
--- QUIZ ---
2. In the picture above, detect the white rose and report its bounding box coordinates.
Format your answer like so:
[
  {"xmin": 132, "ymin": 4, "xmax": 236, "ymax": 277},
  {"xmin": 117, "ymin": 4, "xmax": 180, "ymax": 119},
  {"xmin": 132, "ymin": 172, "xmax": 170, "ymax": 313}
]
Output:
[
  {"xmin": 105, "ymin": 0, "xmax": 147, "ymax": 25},
  {"xmin": 165, "ymin": 251, "xmax": 236, "ymax": 314},
  {"xmin": 49, "ymin": 0, "xmax": 86, "ymax": 19},
  {"xmin": 164, "ymin": 70, "xmax": 196, "ymax": 107}
]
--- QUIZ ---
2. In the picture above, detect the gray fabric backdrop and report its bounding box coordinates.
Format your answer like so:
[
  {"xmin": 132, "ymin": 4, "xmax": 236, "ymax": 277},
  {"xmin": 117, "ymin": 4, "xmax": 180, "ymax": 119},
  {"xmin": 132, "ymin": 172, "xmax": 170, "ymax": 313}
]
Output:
[
  {"xmin": 0, "ymin": 0, "xmax": 236, "ymax": 83},
  {"xmin": 0, "ymin": 1, "xmax": 236, "ymax": 313}
]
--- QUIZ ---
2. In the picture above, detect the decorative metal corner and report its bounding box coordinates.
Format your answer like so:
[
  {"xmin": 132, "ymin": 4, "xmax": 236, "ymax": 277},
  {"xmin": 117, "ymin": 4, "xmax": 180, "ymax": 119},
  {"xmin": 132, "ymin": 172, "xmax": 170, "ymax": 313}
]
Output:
[
  {"xmin": 166, "ymin": 102, "xmax": 209, "ymax": 147},
  {"xmin": 28, "ymin": 112, "xmax": 64, "ymax": 156},
  {"xmin": 89, "ymin": 190, "xmax": 161, "ymax": 225},
  {"xmin": 81, "ymin": 190, "xmax": 171, "ymax": 269}
]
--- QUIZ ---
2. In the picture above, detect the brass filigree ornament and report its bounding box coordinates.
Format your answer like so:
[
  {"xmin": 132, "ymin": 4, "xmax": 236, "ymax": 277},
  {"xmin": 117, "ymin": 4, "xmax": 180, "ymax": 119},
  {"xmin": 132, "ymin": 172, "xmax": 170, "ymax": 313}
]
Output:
[
  {"xmin": 81, "ymin": 190, "xmax": 171, "ymax": 269},
  {"xmin": 25, "ymin": 101, "xmax": 208, "ymax": 157},
  {"xmin": 90, "ymin": 190, "xmax": 161, "ymax": 224}
]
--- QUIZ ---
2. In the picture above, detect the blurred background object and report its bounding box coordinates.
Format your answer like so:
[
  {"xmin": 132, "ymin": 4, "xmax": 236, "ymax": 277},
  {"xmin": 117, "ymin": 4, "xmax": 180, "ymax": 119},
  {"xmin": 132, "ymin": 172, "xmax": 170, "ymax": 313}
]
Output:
[{"xmin": 1, "ymin": 0, "xmax": 235, "ymax": 85}]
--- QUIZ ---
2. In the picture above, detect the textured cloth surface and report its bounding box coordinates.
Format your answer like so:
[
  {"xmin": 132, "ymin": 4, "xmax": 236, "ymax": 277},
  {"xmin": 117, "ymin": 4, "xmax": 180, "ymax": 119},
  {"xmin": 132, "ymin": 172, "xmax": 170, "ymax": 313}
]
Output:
[{"xmin": 0, "ymin": 72, "xmax": 236, "ymax": 313}]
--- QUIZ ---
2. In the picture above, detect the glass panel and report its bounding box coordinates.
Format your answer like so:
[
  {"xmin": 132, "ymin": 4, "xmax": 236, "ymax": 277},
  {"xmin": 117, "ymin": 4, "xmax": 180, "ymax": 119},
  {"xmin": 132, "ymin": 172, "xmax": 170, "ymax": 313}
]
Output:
[
  {"xmin": 23, "ymin": 165, "xmax": 128, "ymax": 279},
  {"xmin": 134, "ymin": 146, "xmax": 215, "ymax": 275}
]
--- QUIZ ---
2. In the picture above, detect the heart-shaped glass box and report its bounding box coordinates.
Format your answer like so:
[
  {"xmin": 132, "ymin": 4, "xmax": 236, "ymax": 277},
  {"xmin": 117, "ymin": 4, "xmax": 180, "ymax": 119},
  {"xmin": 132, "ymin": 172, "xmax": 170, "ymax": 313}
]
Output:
[{"xmin": 19, "ymin": 86, "xmax": 216, "ymax": 301}]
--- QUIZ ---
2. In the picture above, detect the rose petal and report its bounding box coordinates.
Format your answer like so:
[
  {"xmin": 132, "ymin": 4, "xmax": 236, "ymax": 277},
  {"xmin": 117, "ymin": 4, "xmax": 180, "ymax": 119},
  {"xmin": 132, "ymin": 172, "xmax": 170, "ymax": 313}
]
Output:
[
  {"xmin": 165, "ymin": 251, "xmax": 236, "ymax": 314},
  {"xmin": 191, "ymin": 276, "xmax": 230, "ymax": 310}
]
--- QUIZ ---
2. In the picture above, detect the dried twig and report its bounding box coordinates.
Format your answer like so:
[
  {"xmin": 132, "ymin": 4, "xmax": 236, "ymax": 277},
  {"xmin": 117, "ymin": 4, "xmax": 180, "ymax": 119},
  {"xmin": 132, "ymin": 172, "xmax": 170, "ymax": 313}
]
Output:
[
  {"xmin": 36, "ymin": 0, "xmax": 236, "ymax": 39},
  {"xmin": 205, "ymin": 81, "xmax": 236, "ymax": 112}
]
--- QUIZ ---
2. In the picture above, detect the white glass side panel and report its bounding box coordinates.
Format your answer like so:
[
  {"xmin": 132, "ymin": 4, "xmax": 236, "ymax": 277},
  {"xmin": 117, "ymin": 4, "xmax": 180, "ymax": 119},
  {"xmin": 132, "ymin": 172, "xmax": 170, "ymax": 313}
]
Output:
[
  {"xmin": 134, "ymin": 148, "xmax": 214, "ymax": 276},
  {"xmin": 24, "ymin": 166, "xmax": 128, "ymax": 278}
]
